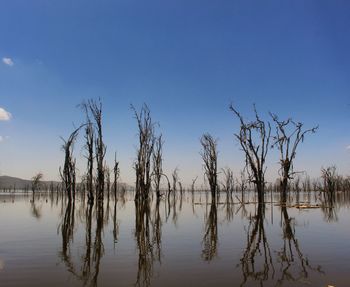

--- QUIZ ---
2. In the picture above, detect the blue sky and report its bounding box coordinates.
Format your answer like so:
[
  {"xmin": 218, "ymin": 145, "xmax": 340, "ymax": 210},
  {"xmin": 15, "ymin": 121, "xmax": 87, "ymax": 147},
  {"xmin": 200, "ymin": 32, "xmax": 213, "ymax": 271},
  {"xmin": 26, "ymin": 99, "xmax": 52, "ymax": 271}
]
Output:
[{"xmin": 0, "ymin": 0, "xmax": 349, "ymax": 185}]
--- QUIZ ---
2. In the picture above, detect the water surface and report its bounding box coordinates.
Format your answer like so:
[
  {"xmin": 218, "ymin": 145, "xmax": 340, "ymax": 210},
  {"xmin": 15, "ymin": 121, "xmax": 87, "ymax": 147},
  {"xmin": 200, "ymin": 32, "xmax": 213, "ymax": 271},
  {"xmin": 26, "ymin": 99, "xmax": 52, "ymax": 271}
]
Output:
[{"xmin": 0, "ymin": 191, "xmax": 349, "ymax": 286}]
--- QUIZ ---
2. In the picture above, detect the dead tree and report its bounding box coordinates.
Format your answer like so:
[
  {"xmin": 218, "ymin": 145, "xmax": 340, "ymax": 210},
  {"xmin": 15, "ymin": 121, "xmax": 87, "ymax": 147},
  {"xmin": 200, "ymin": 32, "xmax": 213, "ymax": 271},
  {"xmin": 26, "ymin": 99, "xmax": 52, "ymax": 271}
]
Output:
[
  {"xmin": 200, "ymin": 133, "xmax": 218, "ymax": 202},
  {"xmin": 132, "ymin": 104, "xmax": 155, "ymax": 200},
  {"xmin": 152, "ymin": 135, "xmax": 163, "ymax": 199},
  {"xmin": 113, "ymin": 152, "xmax": 120, "ymax": 200},
  {"xmin": 270, "ymin": 113, "xmax": 318, "ymax": 202},
  {"xmin": 321, "ymin": 166, "xmax": 337, "ymax": 198},
  {"xmin": 31, "ymin": 172, "xmax": 43, "ymax": 193},
  {"xmin": 191, "ymin": 176, "xmax": 198, "ymax": 193},
  {"xmin": 221, "ymin": 167, "xmax": 234, "ymax": 194},
  {"xmin": 81, "ymin": 102, "xmax": 95, "ymax": 205},
  {"xmin": 31, "ymin": 172, "xmax": 43, "ymax": 201},
  {"xmin": 60, "ymin": 127, "xmax": 80, "ymax": 202},
  {"xmin": 88, "ymin": 99, "xmax": 106, "ymax": 202},
  {"xmin": 105, "ymin": 164, "xmax": 111, "ymax": 202},
  {"xmin": 172, "ymin": 168, "xmax": 179, "ymax": 193},
  {"xmin": 230, "ymin": 104, "xmax": 270, "ymax": 204}
]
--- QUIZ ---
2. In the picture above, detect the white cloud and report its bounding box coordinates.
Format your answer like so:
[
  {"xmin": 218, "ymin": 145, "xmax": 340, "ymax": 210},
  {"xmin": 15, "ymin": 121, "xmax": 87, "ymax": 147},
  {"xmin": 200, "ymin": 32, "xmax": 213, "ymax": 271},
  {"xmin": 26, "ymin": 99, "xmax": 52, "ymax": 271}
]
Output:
[
  {"xmin": 2, "ymin": 57, "xmax": 14, "ymax": 66},
  {"xmin": 0, "ymin": 107, "xmax": 12, "ymax": 121},
  {"xmin": 347, "ymin": 145, "xmax": 350, "ymax": 150}
]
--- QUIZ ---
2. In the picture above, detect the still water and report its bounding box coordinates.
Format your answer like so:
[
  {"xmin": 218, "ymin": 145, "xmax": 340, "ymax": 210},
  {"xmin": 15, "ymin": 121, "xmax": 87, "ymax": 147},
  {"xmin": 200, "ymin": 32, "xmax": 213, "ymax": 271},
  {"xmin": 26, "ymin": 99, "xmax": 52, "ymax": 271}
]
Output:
[{"xmin": 0, "ymin": 191, "xmax": 349, "ymax": 286}]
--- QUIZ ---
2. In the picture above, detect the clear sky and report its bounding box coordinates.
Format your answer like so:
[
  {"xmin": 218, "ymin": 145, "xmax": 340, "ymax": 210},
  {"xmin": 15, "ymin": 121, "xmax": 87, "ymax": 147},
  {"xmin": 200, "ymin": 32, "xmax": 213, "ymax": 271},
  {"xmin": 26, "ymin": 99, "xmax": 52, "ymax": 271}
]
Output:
[{"xmin": 0, "ymin": 0, "xmax": 349, "ymax": 186}]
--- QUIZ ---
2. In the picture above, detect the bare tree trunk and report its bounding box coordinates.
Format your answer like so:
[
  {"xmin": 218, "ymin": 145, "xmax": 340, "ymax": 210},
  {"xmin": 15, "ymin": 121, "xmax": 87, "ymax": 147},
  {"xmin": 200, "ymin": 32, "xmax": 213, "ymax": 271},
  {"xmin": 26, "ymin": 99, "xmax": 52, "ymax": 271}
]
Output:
[
  {"xmin": 113, "ymin": 152, "xmax": 120, "ymax": 201},
  {"xmin": 80, "ymin": 102, "xmax": 95, "ymax": 205},
  {"xmin": 152, "ymin": 135, "xmax": 163, "ymax": 198},
  {"xmin": 270, "ymin": 112, "xmax": 318, "ymax": 203},
  {"xmin": 59, "ymin": 127, "xmax": 80, "ymax": 203},
  {"xmin": 230, "ymin": 105, "xmax": 271, "ymax": 204},
  {"xmin": 200, "ymin": 133, "xmax": 218, "ymax": 202},
  {"xmin": 132, "ymin": 104, "xmax": 155, "ymax": 201},
  {"xmin": 86, "ymin": 99, "xmax": 106, "ymax": 202}
]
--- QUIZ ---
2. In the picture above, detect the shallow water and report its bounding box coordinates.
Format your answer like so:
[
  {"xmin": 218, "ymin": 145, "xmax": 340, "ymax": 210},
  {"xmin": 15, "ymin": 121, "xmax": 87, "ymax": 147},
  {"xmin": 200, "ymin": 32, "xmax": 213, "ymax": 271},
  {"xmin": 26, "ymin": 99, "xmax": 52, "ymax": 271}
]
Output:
[{"xmin": 0, "ymin": 191, "xmax": 349, "ymax": 286}]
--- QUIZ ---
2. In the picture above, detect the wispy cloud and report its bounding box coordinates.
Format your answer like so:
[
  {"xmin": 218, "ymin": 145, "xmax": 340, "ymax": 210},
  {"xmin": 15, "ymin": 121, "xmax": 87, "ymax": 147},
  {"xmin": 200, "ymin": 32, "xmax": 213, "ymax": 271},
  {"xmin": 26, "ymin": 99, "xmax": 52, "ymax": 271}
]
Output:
[
  {"xmin": 347, "ymin": 145, "xmax": 350, "ymax": 150},
  {"xmin": 2, "ymin": 57, "xmax": 14, "ymax": 66},
  {"xmin": 0, "ymin": 136, "xmax": 10, "ymax": 143},
  {"xmin": 0, "ymin": 107, "xmax": 12, "ymax": 121}
]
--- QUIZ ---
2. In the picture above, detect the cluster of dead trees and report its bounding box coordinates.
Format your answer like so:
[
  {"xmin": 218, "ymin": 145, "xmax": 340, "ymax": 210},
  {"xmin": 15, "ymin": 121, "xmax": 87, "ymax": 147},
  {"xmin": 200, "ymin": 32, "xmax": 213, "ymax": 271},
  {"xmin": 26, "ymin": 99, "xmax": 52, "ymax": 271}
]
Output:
[
  {"xmin": 56, "ymin": 99, "xmax": 350, "ymax": 206},
  {"xmin": 132, "ymin": 104, "xmax": 175, "ymax": 201},
  {"xmin": 230, "ymin": 104, "xmax": 318, "ymax": 203},
  {"xmin": 199, "ymin": 104, "xmax": 318, "ymax": 204},
  {"xmin": 59, "ymin": 99, "xmax": 107, "ymax": 205}
]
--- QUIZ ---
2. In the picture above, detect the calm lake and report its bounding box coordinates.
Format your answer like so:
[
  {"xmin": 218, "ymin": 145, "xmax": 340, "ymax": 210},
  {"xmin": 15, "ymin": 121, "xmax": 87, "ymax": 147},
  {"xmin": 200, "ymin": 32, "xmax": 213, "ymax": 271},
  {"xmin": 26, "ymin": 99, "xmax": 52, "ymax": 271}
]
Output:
[{"xmin": 0, "ymin": 191, "xmax": 349, "ymax": 286}]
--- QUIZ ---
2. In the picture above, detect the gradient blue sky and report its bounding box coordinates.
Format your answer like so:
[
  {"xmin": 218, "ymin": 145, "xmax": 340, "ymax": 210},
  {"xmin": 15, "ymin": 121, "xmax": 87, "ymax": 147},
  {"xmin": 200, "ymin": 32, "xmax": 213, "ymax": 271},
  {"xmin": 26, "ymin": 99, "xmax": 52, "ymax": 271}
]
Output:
[{"xmin": 0, "ymin": 0, "xmax": 349, "ymax": 185}]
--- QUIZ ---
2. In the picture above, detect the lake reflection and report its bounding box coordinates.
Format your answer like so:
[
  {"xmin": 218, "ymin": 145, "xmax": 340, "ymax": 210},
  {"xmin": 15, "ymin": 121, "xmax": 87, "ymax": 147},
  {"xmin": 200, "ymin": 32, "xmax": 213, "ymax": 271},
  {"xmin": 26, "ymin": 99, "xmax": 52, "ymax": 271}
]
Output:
[{"xmin": 0, "ymin": 191, "xmax": 350, "ymax": 286}]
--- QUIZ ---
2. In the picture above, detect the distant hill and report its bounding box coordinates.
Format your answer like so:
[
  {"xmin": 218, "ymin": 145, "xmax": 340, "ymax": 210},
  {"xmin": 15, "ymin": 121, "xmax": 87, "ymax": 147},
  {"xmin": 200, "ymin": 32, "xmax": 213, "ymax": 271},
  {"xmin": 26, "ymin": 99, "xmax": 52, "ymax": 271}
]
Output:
[
  {"xmin": 0, "ymin": 175, "xmax": 132, "ymax": 191},
  {"xmin": 0, "ymin": 175, "xmax": 59, "ymax": 190}
]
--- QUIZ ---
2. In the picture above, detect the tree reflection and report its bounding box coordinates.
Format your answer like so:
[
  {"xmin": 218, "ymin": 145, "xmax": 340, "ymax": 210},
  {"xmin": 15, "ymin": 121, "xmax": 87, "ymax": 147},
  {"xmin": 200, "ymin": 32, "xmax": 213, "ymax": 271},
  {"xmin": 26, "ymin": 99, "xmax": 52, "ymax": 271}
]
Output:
[
  {"xmin": 321, "ymin": 192, "xmax": 338, "ymax": 222},
  {"xmin": 239, "ymin": 200, "xmax": 324, "ymax": 286},
  {"xmin": 239, "ymin": 204, "xmax": 275, "ymax": 286},
  {"xmin": 134, "ymin": 197, "xmax": 162, "ymax": 286},
  {"xmin": 82, "ymin": 203, "xmax": 93, "ymax": 284},
  {"xmin": 276, "ymin": 206, "xmax": 323, "ymax": 284},
  {"xmin": 59, "ymin": 199, "xmax": 105, "ymax": 287},
  {"xmin": 202, "ymin": 201, "xmax": 218, "ymax": 261},
  {"xmin": 60, "ymin": 201, "xmax": 75, "ymax": 274},
  {"xmin": 30, "ymin": 198, "xmax": 42, "ymax": 219},
  {"xmin": 91, "ymin": 202, "xmax": 104, "ymax": 286}
]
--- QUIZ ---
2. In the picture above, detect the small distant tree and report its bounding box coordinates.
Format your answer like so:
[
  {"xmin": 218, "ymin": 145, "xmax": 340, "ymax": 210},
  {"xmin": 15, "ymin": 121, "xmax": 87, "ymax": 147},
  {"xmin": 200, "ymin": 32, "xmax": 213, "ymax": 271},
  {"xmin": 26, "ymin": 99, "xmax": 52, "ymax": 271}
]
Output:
[
  {"xmin": 172, "ymin": 168, "xmax": 179, "ymax": 193},
  {"xmin": 105, "ymin": 163, "xmax": 111, "ymax": 201},
  {"xmin": 321, "ymin": 166, "xmax": 337, "ymax": 194},
  {"xmin": 31, "ymin": 172, "xmax": 43, "ymax": 193},
  {"xmin": 113, "ymin": 152, "xmax": 120, "ymax": 200},
  {"xmin": 191, "ymin": 176, "xmax": 198, "ymax": 193},
  {"xmin": 270, "ymin": 113, "xmax": 318, "ymax": 202},
  {"xmin": 230, "ymin": 104, "xmax": 271, "ymax": 204},
  {"xmin": 237, "ymin": 170, "xmax": 249, "ymax": 203},
  {"xmin": 221, "ymin": 167, "xmax": 234, "ymax": 194},
  {"xmin": 200, "ymin": 133, "xmax": 218, "ymax": 201}
]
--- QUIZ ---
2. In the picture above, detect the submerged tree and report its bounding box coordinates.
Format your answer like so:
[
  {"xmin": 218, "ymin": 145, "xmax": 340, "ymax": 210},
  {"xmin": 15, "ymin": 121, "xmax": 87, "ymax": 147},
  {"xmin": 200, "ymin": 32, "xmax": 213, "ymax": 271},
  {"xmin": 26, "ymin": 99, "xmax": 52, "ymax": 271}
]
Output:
[
  {"xmin": 31, "ymin": 172, "xmax": 43, "ymax": 193},
  {"xmin": 200, "ymin": 133, "xmax": 218, "ymax": 201},
  {"xmin": 152, "ymin": 135, "xmax": 163, "ymax": 199},
  {"xmin": 88, "ymin": 99, "xmax": 106, "ymax": 202},
  {"xmin": 132, "ymin": 104, "xmax": 155, "ymax": 201},
  {"xmin": 230, "ymin": 104, "xmax": 271, "ymax": 204},
  {"xmin": 113, "ymin": 152, "xmax": 120, "ymax": 200},
  {"xmin": 321, "ymin": 165, "xmax": 337, "ymax": 194},
  {"xmin": 105, "ymin": 164, "xmax": 111, "ymax": 201},
  {"xmin": 191, "ymin": 176, "xmax": 198, "ymax": 193},
  {"xmin": 270, "ymin": 113, "xmax": 318, "ymax": 202},
  {"xmin": 171, "ymin": 167, "xmax": 179, "ymax": 193},
  {"xmin": 221, "ymin": 167, "xmax": 234, "ymax": 195},
  {"xmin": 60, "ymin": 127, "xmax": 81, "ymax": 202},
  {"xmin": 81, "ymin": 102, "xmax": 95, "ymax": 205},
  {"xmin": 31, "ymin": 172, "xmax": 43, "ymax": 202}
]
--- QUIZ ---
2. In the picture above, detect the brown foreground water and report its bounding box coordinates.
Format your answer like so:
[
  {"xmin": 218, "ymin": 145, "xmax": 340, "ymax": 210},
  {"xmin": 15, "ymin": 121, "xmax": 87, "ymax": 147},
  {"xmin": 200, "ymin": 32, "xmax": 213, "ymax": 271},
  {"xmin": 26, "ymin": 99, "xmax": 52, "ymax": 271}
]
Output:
[{"xmin": 0, "ymin": 191, "xmax": 349, "ymax": 287}]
